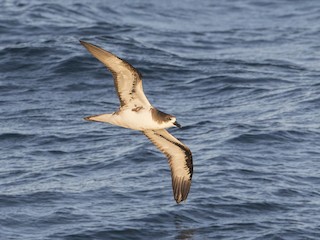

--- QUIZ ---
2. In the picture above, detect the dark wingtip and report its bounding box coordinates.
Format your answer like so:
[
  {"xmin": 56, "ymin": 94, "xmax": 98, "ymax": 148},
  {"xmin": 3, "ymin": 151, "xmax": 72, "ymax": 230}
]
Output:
[
  {"xmin": 175, "ymin": 199, "xmax": 184, "ymax": 204},
  {"xmin": 79, "ymin": 40, "xmax": 88, "ymax": 46},
  {"xmin": 173, "ymin": 177, "xmax": 191, "ymax": 204},
  {"xmin": 175, "ymin": 196, "xmax": 187, "ymax": 204}
]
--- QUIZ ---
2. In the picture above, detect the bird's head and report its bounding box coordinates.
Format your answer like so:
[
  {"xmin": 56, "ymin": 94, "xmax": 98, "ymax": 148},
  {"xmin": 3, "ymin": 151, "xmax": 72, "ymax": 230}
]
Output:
[
  {"xmin": 151, "ymin": 108, "xmax": 182, "ymax": 129},
  {"xmin": 166, "ymin": 115, "xmax": 181, "ymax": 128}
]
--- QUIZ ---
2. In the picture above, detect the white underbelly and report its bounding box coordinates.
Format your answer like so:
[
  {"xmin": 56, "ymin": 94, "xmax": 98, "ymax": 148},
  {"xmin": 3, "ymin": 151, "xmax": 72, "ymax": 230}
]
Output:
[{"xmin": 112, "ymin": 109, "xmax": 164, "ymax": 130}]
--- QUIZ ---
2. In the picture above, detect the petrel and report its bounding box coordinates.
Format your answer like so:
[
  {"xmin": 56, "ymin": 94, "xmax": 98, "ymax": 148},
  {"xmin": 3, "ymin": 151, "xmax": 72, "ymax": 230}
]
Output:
[{"xmin": 80, "ymin": 41, "xmax": 193, "ymax": 203}]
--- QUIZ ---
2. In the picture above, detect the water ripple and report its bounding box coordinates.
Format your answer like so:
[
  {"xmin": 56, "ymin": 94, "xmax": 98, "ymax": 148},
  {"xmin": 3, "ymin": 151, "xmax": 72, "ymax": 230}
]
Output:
[{"xmin": 1, "ymin": 0, "xmax": 320, "ymax": 239}]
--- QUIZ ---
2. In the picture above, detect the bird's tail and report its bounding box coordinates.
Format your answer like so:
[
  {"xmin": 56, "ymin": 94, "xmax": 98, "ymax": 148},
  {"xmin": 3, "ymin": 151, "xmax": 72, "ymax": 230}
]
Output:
[{"xmin": 84, "ymin": 113, "xmax": 114, "ymax": 123}]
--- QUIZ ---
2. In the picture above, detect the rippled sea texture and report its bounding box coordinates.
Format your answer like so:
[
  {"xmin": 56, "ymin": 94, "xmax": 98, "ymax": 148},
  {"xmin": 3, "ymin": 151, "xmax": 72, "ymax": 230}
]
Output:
[{"xmin": 1, "ymin": 0, "xmax": 320, "ymax": 239}]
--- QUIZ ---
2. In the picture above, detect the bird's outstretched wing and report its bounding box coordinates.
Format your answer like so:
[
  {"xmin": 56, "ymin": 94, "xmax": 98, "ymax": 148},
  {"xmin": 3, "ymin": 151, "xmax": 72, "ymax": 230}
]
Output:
[
  {"xmin": 80, "ymin": 41, "xmax": 151, "ymax": 108},
  {"xmin": 143, "ymin": 129, "xmax": 193, "ymax": 203}
]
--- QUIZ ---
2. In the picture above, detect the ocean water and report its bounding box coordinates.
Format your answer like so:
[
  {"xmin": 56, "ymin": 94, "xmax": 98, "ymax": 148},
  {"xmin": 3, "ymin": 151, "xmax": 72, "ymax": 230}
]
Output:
[{"xmin": 1, "ymin": 0, "xmax": 320, "ymax": 239}]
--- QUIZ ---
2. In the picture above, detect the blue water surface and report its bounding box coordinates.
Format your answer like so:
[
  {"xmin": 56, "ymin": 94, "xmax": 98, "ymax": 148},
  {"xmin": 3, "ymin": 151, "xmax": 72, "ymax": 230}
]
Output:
[{"xmin": 1, "ymin": 0, "xmax": 320, "ymax": 239}]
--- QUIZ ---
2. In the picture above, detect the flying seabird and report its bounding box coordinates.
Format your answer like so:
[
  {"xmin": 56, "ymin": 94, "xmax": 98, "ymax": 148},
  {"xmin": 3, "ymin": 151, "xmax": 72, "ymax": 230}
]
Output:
[{"xmin": 80, "ymin": 40, "xmax": 193, "ymax": 203}]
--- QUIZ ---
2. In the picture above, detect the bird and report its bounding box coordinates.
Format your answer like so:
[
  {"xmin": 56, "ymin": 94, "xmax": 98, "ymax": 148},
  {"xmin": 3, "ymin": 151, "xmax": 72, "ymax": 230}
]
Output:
[{"xmin": 80, "ymin": 40, "xmax": 193, "ymax": 203}]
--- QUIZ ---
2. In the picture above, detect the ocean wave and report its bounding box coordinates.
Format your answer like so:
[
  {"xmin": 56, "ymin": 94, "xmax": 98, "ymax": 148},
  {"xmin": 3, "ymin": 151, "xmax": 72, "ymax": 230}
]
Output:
[
  {"xmin": 226, "ymin": 129, "xmax": 314, "ymax": 144},
  {"xmin": 1, "ymin": 0, "xmax": 320, "ymax": 239}
]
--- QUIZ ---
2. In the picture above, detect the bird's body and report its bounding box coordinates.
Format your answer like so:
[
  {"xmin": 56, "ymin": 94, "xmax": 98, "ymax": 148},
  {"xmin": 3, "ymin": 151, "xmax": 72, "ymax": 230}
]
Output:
[
  {"xmin": 80, "ymin": 40, "xmax": 193, "ymax": 203},
  {"xmin": 86, "ymin": 107, "xmax": 176, "ymax": 131}
]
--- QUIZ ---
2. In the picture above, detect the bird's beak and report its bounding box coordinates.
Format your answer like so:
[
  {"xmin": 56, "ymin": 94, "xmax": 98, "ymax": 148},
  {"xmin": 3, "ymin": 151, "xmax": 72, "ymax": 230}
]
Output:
[{"xmin": 173, "ymin": 121, "xmax": 182, "ymax": 128}]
